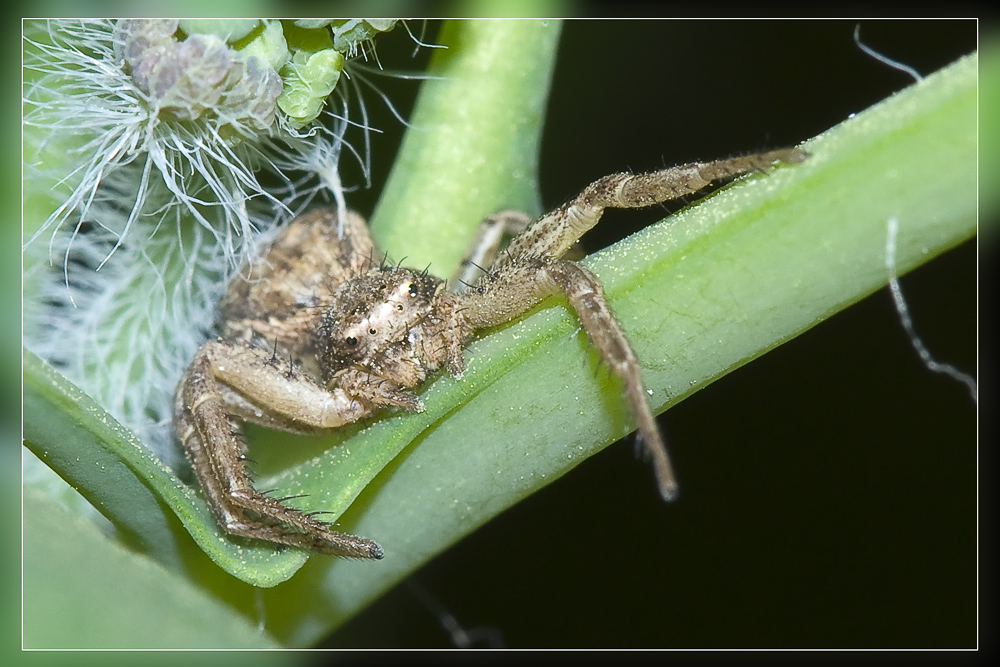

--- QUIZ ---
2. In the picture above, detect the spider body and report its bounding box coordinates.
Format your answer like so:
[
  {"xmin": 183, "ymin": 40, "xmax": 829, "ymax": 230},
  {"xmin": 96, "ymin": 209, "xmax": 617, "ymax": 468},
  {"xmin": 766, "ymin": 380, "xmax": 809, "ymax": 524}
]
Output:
[
  {"xmin": 175, "ymin": 148, "xmax": 807, "ymax": 558},
  {"xmin": 315, "ymin": 266, "xmax": 463, "ymax": 397}
]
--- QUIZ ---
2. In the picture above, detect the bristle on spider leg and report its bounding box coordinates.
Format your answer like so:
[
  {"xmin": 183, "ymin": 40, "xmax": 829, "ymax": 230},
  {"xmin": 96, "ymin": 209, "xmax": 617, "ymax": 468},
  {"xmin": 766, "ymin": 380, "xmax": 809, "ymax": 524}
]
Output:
[{"xmin": 272, "ymin": 493, "xmax": 311, "ymax": 504}]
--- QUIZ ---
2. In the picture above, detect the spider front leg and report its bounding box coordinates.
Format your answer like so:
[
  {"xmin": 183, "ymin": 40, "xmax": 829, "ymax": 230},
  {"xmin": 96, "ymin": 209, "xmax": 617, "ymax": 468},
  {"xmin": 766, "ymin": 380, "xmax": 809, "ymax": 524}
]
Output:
[
  {"xmin": 175, "ymin": 340, "xmax": 384, "ymax": 558},
  {"xmin": 498, "ymin": 148, "xmax": 808, "ymax": 264},
  {"xmin": 457, "ymin": 147, "xmax": 808, "ymax": 499},
  {"xmin": 456, "ymin": 256, "xmax": 678, "ymax": 500}
]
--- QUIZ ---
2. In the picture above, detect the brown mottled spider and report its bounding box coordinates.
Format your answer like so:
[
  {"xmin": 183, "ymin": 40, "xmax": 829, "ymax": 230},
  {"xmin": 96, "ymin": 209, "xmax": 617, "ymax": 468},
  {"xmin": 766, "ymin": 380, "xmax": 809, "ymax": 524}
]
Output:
[{"xmin": 174, "ymin": 148, "xmax": 808, "ymax": 559}]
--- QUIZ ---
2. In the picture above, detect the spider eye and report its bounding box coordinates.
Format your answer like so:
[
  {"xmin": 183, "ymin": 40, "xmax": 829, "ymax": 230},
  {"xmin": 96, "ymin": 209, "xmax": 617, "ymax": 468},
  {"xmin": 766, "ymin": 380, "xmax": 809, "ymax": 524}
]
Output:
[
  {"xmin": 345, "ymin": 336, "xmax": 358, "ymax": 346},
  {"xmin": 408, "ymin": 283, "xmax": 418, "ymax": 296},
  {"xmin": 396, "ymin": 304, "xmax": 404, "ymax": 311},
  {"xmin": 368, "ymin": 328, "xmax": 377, "ymax": 335}
]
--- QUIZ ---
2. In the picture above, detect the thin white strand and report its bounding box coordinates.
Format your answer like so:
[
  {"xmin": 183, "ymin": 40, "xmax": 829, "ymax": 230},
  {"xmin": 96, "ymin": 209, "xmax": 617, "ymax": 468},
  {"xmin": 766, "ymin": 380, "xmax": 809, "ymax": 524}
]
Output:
[
  {"xmin": 348, "ymin": 66, "xmax": 420, "ymax": 130},
  {"xmin": 885, "ymin": 217, "xmax": 977, "ymax": 403},
  {"xmin": 853, "ymin": 25, "xmax": 924, "ymax": 82},
  {"xmin": 401, "ymin": 19, "xmax": 447, "ymax": 54}
]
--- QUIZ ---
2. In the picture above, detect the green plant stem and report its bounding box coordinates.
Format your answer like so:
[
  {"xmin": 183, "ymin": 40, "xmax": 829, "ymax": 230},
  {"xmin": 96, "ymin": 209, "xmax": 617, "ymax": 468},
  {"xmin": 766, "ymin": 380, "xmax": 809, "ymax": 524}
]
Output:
[{"xmin": 369, "ymin": 19, "xmax": 557, "ymax": 271}]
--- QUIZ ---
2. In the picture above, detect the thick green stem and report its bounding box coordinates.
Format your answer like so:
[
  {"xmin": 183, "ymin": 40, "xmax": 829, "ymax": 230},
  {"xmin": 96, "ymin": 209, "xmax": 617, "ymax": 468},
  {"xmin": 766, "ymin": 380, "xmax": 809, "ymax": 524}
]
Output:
[{"xmin": 369, "ymin": 19, "xmax": 559, "ymax": 272}]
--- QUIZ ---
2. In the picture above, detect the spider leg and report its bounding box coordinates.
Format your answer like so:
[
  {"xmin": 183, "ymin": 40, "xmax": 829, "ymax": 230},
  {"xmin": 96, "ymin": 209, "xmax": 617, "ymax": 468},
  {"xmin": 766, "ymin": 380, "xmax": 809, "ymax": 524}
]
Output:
[
  {"xmin": 450, "ymin": 210, "xmax": 533, "ymax": 289},
  {"xmin": 453, "ymin": 148, "xmax": 807, "ymax": 499},
  {"xmin": 498, "ymin": 148, "xmax": 808, "ymax": 264},
  {"xmin": 175, "ymin": 341, "xmax": 383, "ymax": 558},
  {"xmin": 456, "ymin": 256, "xmax": 678, "ymax": 500}
]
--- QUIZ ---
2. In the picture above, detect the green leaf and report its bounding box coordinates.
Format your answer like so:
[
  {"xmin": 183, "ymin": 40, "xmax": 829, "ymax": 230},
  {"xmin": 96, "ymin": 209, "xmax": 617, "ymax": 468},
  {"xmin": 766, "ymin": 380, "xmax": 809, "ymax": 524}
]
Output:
[{"xmin": 23, "ymin": 486, "xmax": 279, "ymax": 648}]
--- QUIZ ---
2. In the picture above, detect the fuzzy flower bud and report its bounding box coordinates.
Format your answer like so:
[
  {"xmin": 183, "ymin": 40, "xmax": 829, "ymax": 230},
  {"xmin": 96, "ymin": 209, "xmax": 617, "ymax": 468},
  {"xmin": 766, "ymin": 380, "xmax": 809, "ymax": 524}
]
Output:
[{"xmin": 112, "ymin": 19, "xmax": 282, "ymax": 131}]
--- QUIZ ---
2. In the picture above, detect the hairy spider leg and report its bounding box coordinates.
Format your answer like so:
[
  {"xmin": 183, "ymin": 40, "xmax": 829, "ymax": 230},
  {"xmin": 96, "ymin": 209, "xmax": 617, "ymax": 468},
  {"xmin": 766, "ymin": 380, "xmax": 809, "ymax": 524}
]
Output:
[
  {"xmin": 457, "ymin": 148, "xmax": 808, "ymax": 499},
  {"xmin": 177, "ymin": 341, "xmax": 384, "ymax": 558},
  {"xmin": 500, "ymin": 149, "xmax": 808, "ymax": 264}
]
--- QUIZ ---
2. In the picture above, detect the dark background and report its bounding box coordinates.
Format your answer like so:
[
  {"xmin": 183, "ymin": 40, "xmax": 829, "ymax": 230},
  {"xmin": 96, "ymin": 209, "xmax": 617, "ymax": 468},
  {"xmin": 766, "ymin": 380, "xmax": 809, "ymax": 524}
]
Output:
[{"xmin": 320, "ymin": 20, "xmax": 983, "ymax": 649}]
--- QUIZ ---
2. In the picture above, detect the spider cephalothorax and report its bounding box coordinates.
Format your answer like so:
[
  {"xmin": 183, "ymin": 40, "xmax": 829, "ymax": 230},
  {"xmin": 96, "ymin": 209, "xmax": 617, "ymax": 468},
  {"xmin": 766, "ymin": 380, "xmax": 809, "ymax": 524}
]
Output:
[
  {"xmin": 316, "ymin": 267, "xmax": 462, "ymax": 392},
  {"xmin": 175, "ymin": 148, "xmax": 807, "ymax": 558}
]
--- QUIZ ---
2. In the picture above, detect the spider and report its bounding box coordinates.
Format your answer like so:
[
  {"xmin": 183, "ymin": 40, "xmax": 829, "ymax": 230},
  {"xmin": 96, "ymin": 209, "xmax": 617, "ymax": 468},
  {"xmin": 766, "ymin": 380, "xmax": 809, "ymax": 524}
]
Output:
[{"xmin": 174, "ymin": 147, "xmax": 808, "ymax": 559}]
